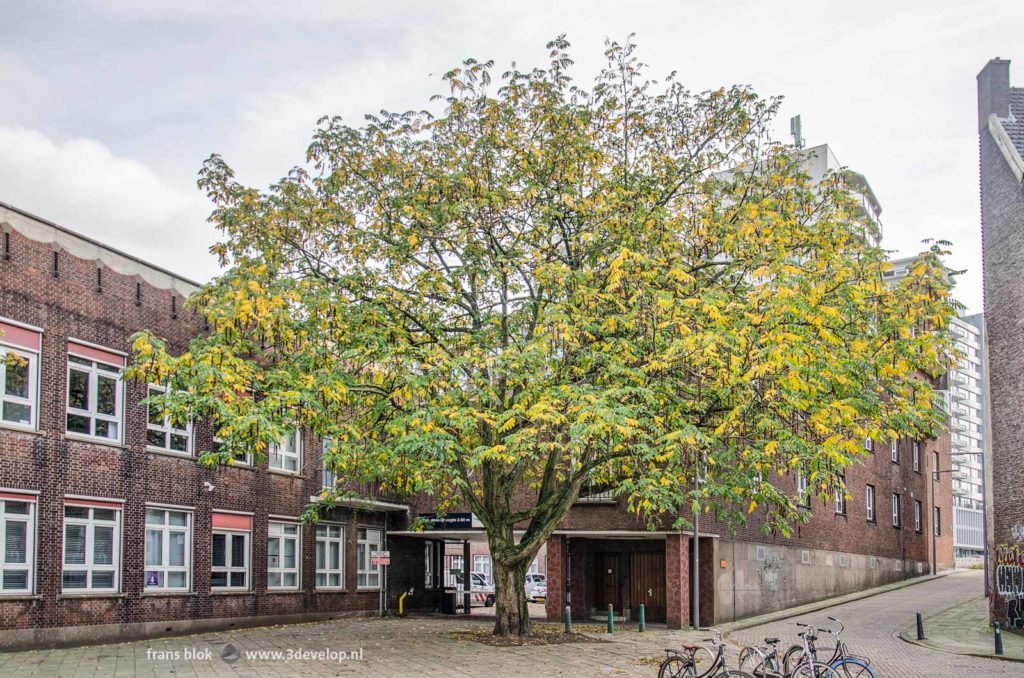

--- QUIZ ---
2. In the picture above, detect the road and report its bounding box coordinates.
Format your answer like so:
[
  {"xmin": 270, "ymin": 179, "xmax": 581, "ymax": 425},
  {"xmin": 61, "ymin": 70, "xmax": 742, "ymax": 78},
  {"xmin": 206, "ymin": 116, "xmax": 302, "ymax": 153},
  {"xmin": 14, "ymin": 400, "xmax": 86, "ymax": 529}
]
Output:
[{"xmin": 729, "ymin": 569, "xmax": 1018, "ymax": 677}]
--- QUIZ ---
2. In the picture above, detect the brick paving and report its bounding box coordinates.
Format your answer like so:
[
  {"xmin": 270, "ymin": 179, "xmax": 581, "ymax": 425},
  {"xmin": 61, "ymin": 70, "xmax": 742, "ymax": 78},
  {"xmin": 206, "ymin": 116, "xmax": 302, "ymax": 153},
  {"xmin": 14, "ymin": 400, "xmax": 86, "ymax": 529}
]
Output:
[
  {"xmin": 731, "ymin": 569, "xmax": 1021, "ymax": 677},
  {"xmin": 0, "ymin": 570, "xmax": 1017, "ymax": 677},
  {"xmin": 899, "ymin": 586, "xmax": 1024, "ymax": 661}
]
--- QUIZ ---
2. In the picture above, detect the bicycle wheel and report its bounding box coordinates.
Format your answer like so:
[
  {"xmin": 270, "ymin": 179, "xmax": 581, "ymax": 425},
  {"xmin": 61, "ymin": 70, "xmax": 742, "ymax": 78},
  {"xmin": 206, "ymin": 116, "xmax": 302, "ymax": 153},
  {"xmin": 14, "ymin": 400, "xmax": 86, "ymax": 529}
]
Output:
[
  {"xmin": 738, "ymin": 649, "xmax": 777, "ymax": 678},
  {"xmin": 691, "ymin": 647, "xmax": 717, "ymax": 678},
  {"xmin": 658, "ymin": 656, "xmax": 694, "ymax": 678},
  {"xmin": 829, "ymin": 659, "xmax": 875, "ymax": 678},
  {"xmin": 782, "ymin": 645, "xmax": 806, "ymax": 675},
  {"xmin": 790, "ymin": 663, "xmax": 841, "ymax": 678}
]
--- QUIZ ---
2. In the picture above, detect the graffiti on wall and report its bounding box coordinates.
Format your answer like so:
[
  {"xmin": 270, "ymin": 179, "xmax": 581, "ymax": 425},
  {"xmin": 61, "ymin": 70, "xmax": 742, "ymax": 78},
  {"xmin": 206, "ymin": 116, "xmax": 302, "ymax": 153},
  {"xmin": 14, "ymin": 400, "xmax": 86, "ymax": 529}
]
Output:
[{"xmin": 995, "ymin": 543, "xmax": 1024, "ymax": 630}]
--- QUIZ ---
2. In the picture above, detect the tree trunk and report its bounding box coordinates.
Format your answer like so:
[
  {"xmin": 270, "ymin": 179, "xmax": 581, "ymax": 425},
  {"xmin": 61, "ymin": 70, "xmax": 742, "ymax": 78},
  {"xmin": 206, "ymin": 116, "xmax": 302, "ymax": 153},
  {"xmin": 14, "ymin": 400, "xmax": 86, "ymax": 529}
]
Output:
[{"xmin": 492, "ymin": 556, "xmax": 531, "ymax": 637}]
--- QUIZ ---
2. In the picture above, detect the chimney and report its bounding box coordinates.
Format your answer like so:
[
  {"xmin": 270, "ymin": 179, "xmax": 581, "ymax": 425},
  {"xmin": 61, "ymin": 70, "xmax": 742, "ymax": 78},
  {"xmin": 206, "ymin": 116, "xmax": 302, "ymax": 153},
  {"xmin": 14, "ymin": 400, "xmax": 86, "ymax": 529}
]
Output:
[{"xmin": 977, "ymin": 58, "xmax": 1011, "ymax": 132}]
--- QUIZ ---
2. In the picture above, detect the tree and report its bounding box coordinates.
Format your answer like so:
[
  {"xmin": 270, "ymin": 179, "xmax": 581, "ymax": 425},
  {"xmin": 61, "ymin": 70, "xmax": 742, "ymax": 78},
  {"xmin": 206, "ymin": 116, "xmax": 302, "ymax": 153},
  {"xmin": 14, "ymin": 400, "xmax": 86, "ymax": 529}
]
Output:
[{"xmin": 126, "ymin": 37, "xmax": 956, "ymax": 638}]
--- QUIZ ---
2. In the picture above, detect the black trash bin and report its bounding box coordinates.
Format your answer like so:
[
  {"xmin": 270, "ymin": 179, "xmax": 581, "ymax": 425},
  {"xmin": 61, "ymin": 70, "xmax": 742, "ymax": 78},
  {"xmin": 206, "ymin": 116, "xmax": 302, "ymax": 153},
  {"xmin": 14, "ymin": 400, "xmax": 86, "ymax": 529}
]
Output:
[{"xmin": 441, "ymin": 586, "xmax": 457, "ymax": 614}]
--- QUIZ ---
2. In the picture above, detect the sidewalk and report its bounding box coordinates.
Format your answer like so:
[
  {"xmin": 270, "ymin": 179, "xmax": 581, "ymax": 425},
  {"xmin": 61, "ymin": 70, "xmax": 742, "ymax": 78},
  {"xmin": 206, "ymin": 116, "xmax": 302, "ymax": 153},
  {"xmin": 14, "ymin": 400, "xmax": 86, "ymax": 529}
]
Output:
[
  {"xmin": 720, "ymin": 571, "xmax": 951, "ymax": 634},
  {"xmin": 900, "ymin": 595, "xmax": 1024, "ymax": 663}
]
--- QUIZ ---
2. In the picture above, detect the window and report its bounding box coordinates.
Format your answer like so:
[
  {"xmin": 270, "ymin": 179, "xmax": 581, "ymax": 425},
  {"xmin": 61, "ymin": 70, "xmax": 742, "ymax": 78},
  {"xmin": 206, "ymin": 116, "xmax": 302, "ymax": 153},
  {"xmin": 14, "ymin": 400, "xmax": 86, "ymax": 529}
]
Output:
[
  {"xmin": 315, "ymin": 524, "xmax": 344, "ymax": 588},
  {"xmin": 834, "ymin": 478, "xmax": 846, "ymax": 515},
  {"xmin": 425, "ymin": 542, "xmax": 435, "ymax": 588},
  {"xmin": 213, "ymin": 437, "xmax": 251, "ymax": 466},
  {"xmin": 933, "ymin": 452, "xmax": 940, "ymax": 481},
  {"xmin": 914, "ymin": 500, "xmax": 923, "ymax": 532},
  {"xmin": 864, "ymin": 438, "xmax": 874, "ymax": 453},
  {"xmin": 146, "ymin": 385, "xmax": 192, "ymax": 454},
  {"xmin": 144, "ymin": 508, "xmax": 191, "ymax": 591},
  {"xmin": 890, "ymin": 439, "xmax": 899, "ymax": 463},
  {"xmin": 933, "ymin": 507, "xmax": 941, "ymax": 536},
  {"xmin": 0, "ymin": 495, "xmax": 35, "ymax": 593},
  {"xmin": 268, "ymin": 522, "xmax": 300, "ymax": 589},
  {"xmin": 892, "ymin": 494, "xmax": 902, "ymax": 528},
  {"xmin": 63, "ymin": 502, "xmax": 121, "ymax": 592},
  {"xmin": 321, "ymin": 439, "xmax": 337, "ymax": 489},
  {"xmin": 212, "ymin": 531, "xmax": 249, "ymax": 590},
  {"xmin": 1, "ymin": 345, "xmax": 37, "ymax": 430},
  {"xmin": 66, "ymin": 345, "xmax": 124, "ymax": 442},
  {"xmin": 269, "ymin": 431, "xmax": 301, "ymax": 474},
  {"xmin": 866, "ymin": 485, "xmax": 876, "ymax": 522},
  {"xmin": 357, "ymin": 527, "xmax": 383, "ymax": 589},
  {"xmin": 474, "ymin": 555, "xmax": 492, "ymax": 582},
  {"xmin": 912, "ymin": 441, "xmax": 921, "ymax": 473},
  {"xmin": 797, "ymin": 471, "xmax": 810, "ymax": 507}
]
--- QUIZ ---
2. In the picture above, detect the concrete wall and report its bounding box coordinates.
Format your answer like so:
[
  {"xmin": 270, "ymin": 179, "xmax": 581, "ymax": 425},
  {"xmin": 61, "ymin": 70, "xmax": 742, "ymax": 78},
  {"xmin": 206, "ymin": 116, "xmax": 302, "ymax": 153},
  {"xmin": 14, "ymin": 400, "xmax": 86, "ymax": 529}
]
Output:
[{"xmin": 715, "ymin": 539, "xmax": 929, "ymax": 623}]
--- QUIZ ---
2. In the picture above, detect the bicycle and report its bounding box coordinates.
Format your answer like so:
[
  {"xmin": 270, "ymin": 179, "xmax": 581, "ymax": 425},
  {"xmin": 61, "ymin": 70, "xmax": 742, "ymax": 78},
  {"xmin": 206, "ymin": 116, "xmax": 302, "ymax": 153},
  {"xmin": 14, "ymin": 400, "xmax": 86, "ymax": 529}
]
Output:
[
  {"xmin": 658, "ymin": 628, "xmax": 755, "ymax": 678},
  {"xmin": 782, "ymin": 618, "xmax": 875, "ymax": 678},
  {"xmin": 737, "ymin": 636, "xmax": 786, "ymax": 677},
  {"xmin": 786, "ymin": 626, "xmax": 841, "ymax": 678}
]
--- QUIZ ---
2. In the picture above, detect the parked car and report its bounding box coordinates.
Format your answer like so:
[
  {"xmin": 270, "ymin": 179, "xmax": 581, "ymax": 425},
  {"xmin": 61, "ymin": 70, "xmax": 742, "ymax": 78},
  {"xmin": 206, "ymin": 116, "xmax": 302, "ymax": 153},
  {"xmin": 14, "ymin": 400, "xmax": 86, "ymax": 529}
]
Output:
[
  {"xmin": 452, "ymin": 571, "xmax": 496, "ymax": 607},
  {"xmin": 525, "ymin": 573, "xmax": 547, "ymax": 602},
  {"xmin": 531, "ymin": 582, "xmax": 547, "ymax": 602}
]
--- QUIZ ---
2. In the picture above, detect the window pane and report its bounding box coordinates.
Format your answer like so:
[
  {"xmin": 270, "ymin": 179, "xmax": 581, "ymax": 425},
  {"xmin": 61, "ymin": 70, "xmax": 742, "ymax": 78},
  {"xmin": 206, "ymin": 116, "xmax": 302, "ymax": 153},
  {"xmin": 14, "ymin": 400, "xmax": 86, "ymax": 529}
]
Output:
[
  {"xmin": 64, "ymin": 524, "xmax": 87, "ymax": 565},
  {"xmin": 96, "ymin": 376, "xmax": 117, "ymax": 415},
  {"xmin": 316, "ymin": 541, "xmax": 325, "ymax": 570},
  {"xmin": 146, "ymin": 509, "xmax": 165, "ymax": 525},
  {"xmin": 92, "ymin": 571, "xmax": 114, "ymax": 589},
  {"xmin": 93, "ymin": 526, "xmax": 114, "ymax": 565},
  {"xmin": 66, "ymin": 413, "xmax": 90, "ymax": 434},
  {"xmin": 5, "ymin": 521, "xmax": 27, "ymax": 563},
  {"xmin": 330, "ymin": 573, "xmax": 341, "ymax": 587},
  {"xmin": 316, "ymin": 573, "xmax": 326, "ymax": 587},
  {"xmin": 147, "ymin": 391, "xmax": 163, "ymax": 426},
  {"xmin": 5, "ymin": 502, "xmax": 29, "ymax": 516},
  {"xmin": 170, "ymin": 434, "xmax": 189, "ymax": 452},
  {"xmin": 168, "ymin": 511, "xmax": 187, "ymax": 527},
  {"xmin": 2, "ymin": 402, "xmax": 31, "ymax": 425},
  {"xmin": 211, "ymin": 571, "xmax": 228, "ymax": 588},
  {"xmin": 95, "ymin": 419, "xmax": 117, "ymax": 440},
  {"xmin": 145, "ymin": 529, "xmax": 163, "ymax": 565},
  {"xmin": 283, "ymin": 573, "xmax": 297, "ymax": 587},
  {"xmin": 4, "ymin": 358, "xmax": 29, "ymax": 398},
  {"xmin": 330, "ymin": 542, "xmax": 340, "ymax": 570},
  {"xmin": 169, "ymin": 532, "xmax": 186, "ymax": 566},
  {"xmin": 231, "ymin": 535, "xmax": 245, "ymax": 566},
  {"xmin": 268, "ymin": 539, "xmax": 279, "ymax": 568},
  {"xmin": 212, "ymin": 534, "xmax": 226, "ymax": 567},
  {"xmin": 3, "ymin": 570, "xmax": 28, "ymax": 590},
  {"xmin": 283, "ymin": 538, "xmax": 296, "ymax": 568},
  {"xmin": 147, "ymin": 430, "xmax": 167, "ymax": 448},
  {"xmin": 168, "ymin": 571, "xmax": 186, "ymax": 588},
  {"xmin": 268, "ymin": 572, "xmax": 281, "ymax": 588},
  {"xmin": 229, "ymin": 572, "xmax": 246, "ymax": 587},
  {"xmin": 62, "ymin": 571, "xmax": 87, "ymax": 589},
  {"xmin": 93, "ymin": 509, "xmax": 115, "ymax": 522},
  {"xmin": 145, "ymin": 571, "xmax": 163, "ymax": 587},
  {"xmin": 68, "ymin": 369, "xmax": 89, "ymax": 410}
]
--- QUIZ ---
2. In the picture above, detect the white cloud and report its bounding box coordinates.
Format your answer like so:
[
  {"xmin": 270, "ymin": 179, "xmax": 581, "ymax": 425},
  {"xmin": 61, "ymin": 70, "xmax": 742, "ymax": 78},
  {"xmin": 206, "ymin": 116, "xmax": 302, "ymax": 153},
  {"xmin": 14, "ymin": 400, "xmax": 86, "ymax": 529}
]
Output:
[{"xmin": 0, "ymin": 126, "xmax": 220, "ymax": 283}]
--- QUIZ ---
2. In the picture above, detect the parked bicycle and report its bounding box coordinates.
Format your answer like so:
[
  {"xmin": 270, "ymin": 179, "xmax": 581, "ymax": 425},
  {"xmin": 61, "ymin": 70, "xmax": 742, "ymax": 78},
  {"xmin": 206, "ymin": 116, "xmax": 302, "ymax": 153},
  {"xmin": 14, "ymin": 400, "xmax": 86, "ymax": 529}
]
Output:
[
  {"xmin": 783, "ymin": 618, "xmax": 875, "ymax": 678},
  {"xmin": 737, "ymin": 635, "xmax": 786, "ymax": 677},
  {"xmin": 658, "ymin": 628, "xmax": 755, "ymax": 678}
]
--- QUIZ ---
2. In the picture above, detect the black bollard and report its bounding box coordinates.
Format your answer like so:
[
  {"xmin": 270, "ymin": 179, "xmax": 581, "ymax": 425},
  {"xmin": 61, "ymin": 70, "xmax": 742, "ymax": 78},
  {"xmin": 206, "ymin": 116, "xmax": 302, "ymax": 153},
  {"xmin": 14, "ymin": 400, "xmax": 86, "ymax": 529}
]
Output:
[
  {"xmin": 916, "ymin": 612, "xmax": 925, "ymax": 640},
  {"xmin": 995, "ymin": 622, "xmax": 1004, "ymax": 656}
]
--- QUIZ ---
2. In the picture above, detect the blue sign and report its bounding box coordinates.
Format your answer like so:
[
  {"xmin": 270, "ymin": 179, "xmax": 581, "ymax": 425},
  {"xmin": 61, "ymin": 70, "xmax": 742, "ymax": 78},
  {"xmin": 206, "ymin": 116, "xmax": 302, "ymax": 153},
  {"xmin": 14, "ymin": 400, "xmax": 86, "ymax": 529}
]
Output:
[{"xmin": 419, "ymin": 512, "xmax": 475, "ymax": 529}]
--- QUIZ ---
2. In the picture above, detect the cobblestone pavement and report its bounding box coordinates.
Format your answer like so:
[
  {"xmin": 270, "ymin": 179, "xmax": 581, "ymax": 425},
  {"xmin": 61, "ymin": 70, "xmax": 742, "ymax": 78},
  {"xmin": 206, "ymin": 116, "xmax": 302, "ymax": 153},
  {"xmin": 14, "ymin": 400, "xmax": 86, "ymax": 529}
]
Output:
[
  {"xmin": 0, "ymin": 571, "xmax": 1015, "ymax": 677},
  {"xmin": 899, "ymin": 587, "xmax": 1024, "ymax": 661},
  {"xmin": 730, "ymin": 569, "xmax": 1021, "ymax": 677}
]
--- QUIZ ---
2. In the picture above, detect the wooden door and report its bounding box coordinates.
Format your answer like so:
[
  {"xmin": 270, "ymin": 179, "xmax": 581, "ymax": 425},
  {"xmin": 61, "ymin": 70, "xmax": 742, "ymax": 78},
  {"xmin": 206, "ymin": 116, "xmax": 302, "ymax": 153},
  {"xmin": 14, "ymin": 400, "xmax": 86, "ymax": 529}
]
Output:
[
  {"xmin": 630, "ymin": 551, "xmax": 666, "ymax": 622},
  {"xmin": 595, "ymin": 553, "xmax": 620, "ymax": 612}
]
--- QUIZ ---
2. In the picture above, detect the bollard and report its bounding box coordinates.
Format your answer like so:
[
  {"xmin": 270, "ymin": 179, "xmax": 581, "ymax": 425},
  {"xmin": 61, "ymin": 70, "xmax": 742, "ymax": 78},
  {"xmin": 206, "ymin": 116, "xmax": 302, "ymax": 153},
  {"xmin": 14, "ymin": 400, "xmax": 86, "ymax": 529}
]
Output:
[
  {"xmin": 639, "ymin": 604, "xmax": 646, "ymax": 632},
  {"xmin": 607, "ymin": 604, "xmax": 614, "ymax": 634},
  {"xmin": 564, "ymin": 605, "xmax": 572, "ymax": 634},
  {"xmin": 916, "ymin": 612, "xmax": 924, "ymax": 640},
  {"xmin": 995, "ymin": 622, "xmax": 1004, "ymax": 656}
]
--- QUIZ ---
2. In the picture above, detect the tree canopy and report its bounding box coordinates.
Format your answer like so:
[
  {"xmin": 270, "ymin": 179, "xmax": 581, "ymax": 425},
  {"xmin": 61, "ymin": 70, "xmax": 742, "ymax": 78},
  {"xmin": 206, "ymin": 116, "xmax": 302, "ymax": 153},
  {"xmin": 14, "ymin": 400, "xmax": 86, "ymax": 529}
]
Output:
[{"xmin": 126, "ymin": 37, "xmax": 956, "ymax": 636}]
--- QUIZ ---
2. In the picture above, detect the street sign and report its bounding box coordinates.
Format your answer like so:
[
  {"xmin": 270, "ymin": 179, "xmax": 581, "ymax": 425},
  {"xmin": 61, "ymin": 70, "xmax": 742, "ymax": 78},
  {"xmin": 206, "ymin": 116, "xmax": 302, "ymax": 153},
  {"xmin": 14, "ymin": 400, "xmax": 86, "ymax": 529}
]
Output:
[{"xmin": 371, "ymin": 551, "xmax": 391, "ymax": 566}]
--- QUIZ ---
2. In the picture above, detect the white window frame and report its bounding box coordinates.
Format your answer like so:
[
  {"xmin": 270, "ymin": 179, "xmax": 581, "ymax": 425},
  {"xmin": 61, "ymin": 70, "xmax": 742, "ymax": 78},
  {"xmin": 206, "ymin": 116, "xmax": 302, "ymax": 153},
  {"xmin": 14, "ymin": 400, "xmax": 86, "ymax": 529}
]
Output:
[
  {"xmin": 474, "ymin": 554, "xmax": 492, "ymax": 582},
  {"xmin": 315, "ymin": 523, "xmax": 345, "ymax": 589},
  {"xmin": 797, "ymin": 471, "xmax": 810, "ymax": 506},
  {"xmin": 933, "ymin": 451, "xmax": 940, "ymax": 481},
  {"xmin": 267, "ymin": 521, "xmax": 301, "ymax": 590},
  {"xmin": 0, "ymin": 498, "xmax": 35, "ymax": 594},
  {"xmin": 144, "ymin": 508, "xmax": 192, "ymax": 591},
  {"xmin": 357, "ymin": 527, "xmax": 383, "ymax": 590},
  {"xmin": 62, "ymin": 504, "xmax": 121, "ymax": 593},
  {"xmin": 864, "ymin": 437, "xmax": 873, "ymax": 453},
  {"xmin": 914, "ymin": 500, "xmax": 923, "ymax": 532},
  {"xmin": 865, "ymin": 485, "xmax": 876, "ymax": 522},
  {"xmin": 0, "ymin": 344, "xmax": 38, "ymax": 431},
  {"xmin": 912, "ymin": 441, "xmax": 921, "ymax": 472},
  {"xmin": 145, "ymin": 384, "xmax": 193, "ymax": 455},
  {"xmin": 269, "ymin": 430, "xmax": 302, "ymax": 474},
  {"xmin": 425, "ymin": 541, "xmax": 435, "ymax": 588},
  {"xmin": 890, "ymin": 438, "xmax": 899, "ymax": 463},
  {"xmin": 834, "ymin": 481, "xmax": 846, "ymax": 515},
  {"xmin": 933, "ymin": 506, "xmax": 941, "ymax": 536},
  {"xmin": 213, "ymin": 436, "xmax": 252, "ymax": 466},
  {"xmin": 211, "ymin": 530, "xmax": 250, "ymax": 590},
  {"xmin": 321, "ymin": 438, "xmax": 337, "ymax": 489},
  {"xmin": 892, "ymin": 494, "xmax": 902, "ymax": 528},
  {"xmin": 66, "ymin": 352, "xmax": 123, "ymax": 443}
]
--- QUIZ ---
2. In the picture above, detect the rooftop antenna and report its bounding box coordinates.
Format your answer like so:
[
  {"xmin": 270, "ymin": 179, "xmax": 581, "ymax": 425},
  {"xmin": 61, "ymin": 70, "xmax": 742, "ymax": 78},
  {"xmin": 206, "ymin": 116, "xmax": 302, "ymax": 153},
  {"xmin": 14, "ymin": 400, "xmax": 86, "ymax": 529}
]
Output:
[{"xmin": 790, "ymin": 115, "xmax": 804, "ymax": 148}]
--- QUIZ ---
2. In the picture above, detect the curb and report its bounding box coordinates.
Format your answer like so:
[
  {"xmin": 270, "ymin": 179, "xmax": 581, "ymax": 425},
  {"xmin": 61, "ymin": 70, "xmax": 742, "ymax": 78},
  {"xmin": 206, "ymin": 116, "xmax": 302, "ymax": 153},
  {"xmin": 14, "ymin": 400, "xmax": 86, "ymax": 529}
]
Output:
[
  {"xmin": 898, "ymin": 602, "xmax": 1024, "ymax": 665},
  {"xmin": 719, "ymin": 571, "xmax": 953, "ymax": 636}
]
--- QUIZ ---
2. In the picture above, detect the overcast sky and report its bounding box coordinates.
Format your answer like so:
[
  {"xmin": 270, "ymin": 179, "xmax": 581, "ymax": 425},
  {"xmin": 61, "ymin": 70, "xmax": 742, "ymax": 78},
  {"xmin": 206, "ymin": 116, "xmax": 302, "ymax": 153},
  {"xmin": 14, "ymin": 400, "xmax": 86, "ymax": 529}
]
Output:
[{"xmin": 2, "ymin": 0, "xmax": 1021, "ymax": 313}]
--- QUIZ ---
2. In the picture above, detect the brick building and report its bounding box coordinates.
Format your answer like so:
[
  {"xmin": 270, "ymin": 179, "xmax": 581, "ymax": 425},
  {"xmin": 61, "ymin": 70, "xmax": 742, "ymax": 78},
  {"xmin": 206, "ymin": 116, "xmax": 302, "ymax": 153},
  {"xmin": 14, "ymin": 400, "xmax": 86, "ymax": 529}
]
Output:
[
  {"xmin": 977, "ymin": 57, "xmax": 1024, "ymax": 631},
  {"xmin": 1, "ymin": 197, "xmax": 954, "ymax": 644}
]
